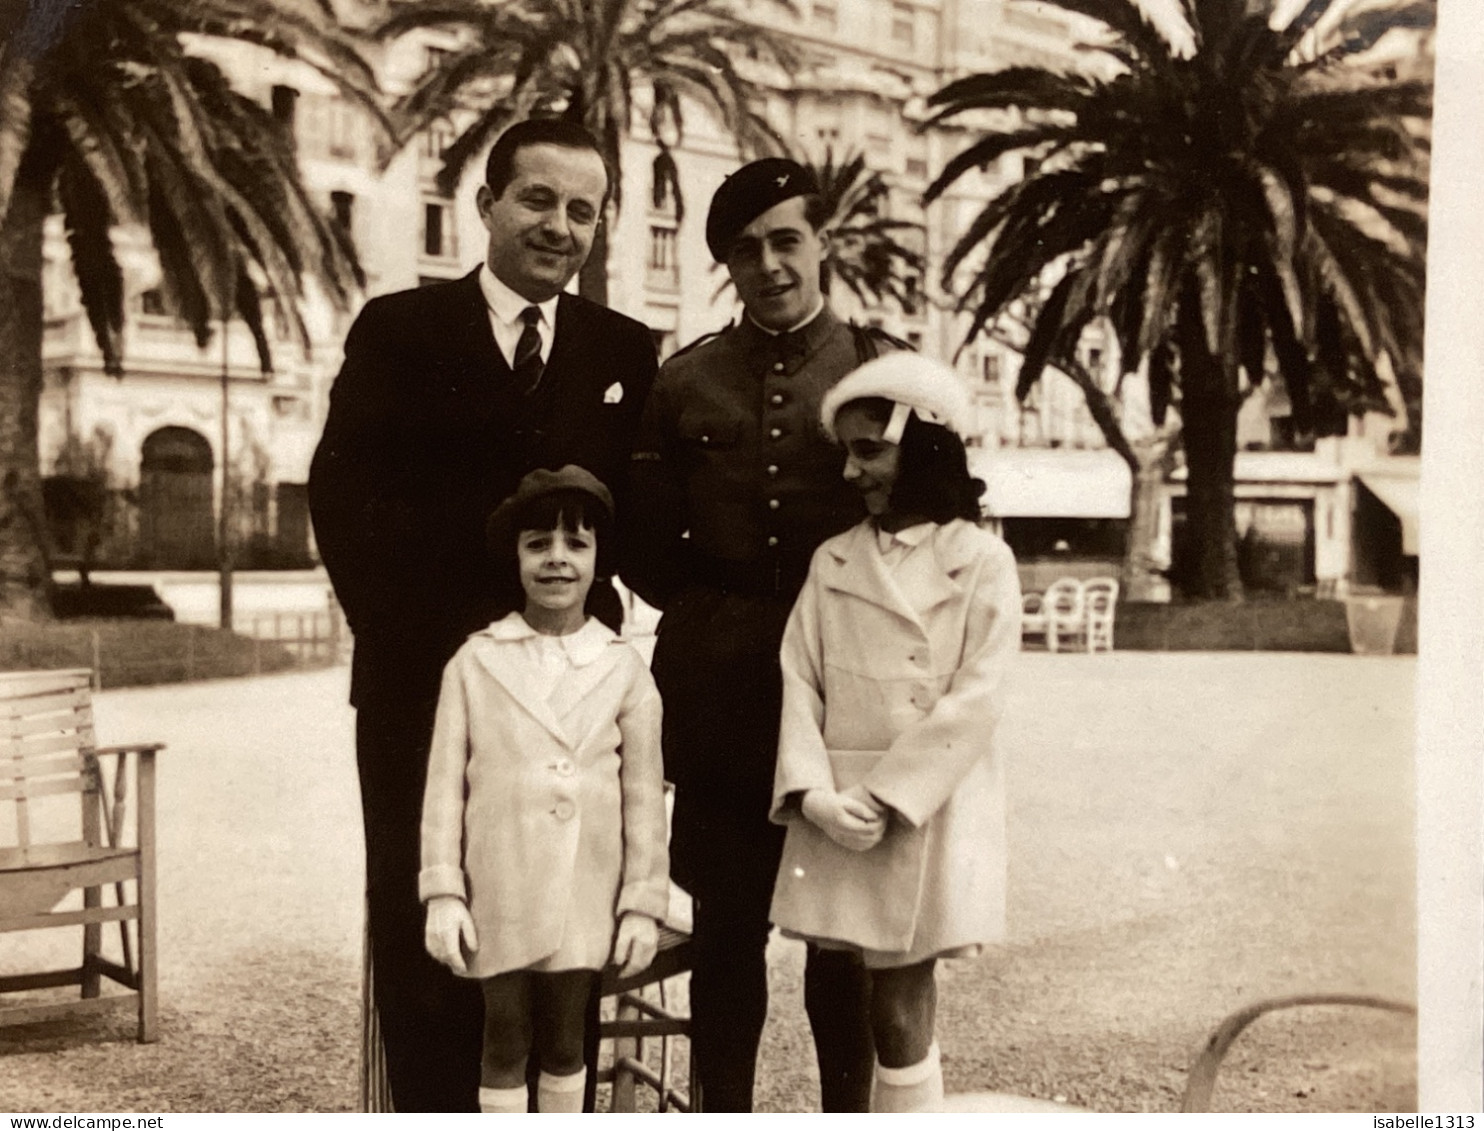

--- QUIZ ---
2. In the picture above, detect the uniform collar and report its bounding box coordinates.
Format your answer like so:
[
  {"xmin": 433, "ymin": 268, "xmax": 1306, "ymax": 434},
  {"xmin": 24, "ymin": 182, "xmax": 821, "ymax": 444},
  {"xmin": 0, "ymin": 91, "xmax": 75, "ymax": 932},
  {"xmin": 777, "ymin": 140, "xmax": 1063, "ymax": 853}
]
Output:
[
  {"xmin": 745, "ymin": 297, "xmax": 826, "ymax": 337},
  {"xmin": 738, "ymin": 304, "xmax": 840, "ymax": 365},
  {"xmin": 477, "ymin": 611, "xmax": 615, "ymax": 667},
  {"xmin": 479, "ymin": 264, "xmax": 560, "ymax": 332}
]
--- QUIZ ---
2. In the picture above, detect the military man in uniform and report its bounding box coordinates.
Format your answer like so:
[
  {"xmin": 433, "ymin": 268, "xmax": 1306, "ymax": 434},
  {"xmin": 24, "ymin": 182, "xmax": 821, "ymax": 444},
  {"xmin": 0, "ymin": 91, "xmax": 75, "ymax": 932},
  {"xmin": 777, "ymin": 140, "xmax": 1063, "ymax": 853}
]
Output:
[{"xmin": 623, "ymin": 158, "xmax": 904, "ymax": 1112}]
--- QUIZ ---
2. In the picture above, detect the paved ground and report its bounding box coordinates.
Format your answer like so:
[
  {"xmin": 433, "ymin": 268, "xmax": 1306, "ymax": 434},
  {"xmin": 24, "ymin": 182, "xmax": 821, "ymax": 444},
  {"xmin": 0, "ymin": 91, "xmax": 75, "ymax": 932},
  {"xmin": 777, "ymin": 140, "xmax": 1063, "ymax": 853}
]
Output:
[{"xmin": 0, "ymin": 652, "xmax": 1416, "ymax": 1112}]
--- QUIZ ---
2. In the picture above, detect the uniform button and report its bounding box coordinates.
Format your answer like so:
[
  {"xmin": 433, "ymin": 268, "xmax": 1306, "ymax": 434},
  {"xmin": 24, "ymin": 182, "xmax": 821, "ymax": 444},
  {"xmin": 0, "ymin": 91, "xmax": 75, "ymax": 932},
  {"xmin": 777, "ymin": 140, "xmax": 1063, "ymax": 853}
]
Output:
[
  {"xmin": 768, "ymin": 536, "xmax": 779, "ymax": 547},
  {"xmin": 554, "ymin": 799, "xmax": 575, "ymax": 821},
  {"xmin": 768, "ymin": 498, "xmax": 780, "ymax": 510},
  {"xmin": 767, "ymin": 464, "xmax": 779, "ymax": 476},
  {"xmin": 773, "ymin": 361, "xmax": 786, "ymax": 372},
  {"xmin": 554, "ymin": 758, "xmax": 575, "ymax": 776},
  {"xmin": 770, "ymin": 393, "xmax": 784, "ymax": 405},
  {"xmin": 769, "ymin": 427, "xmax": 782, "ymax": 440}
]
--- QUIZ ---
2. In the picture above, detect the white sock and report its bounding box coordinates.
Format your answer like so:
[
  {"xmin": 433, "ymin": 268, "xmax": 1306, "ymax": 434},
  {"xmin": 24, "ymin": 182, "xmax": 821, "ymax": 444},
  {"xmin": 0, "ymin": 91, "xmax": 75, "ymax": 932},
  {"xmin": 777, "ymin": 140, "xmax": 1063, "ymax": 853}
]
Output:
[
  {"xmin": 537, "ymin": 1067, "xmax": 586, "ymax": 1113},
  {"xmin": 479, "ymin": 1084, "xmax": 528, "ymax": 1114},
  {"xmin": 872, "ymin": 1042, "xmax": 944, "ymax": 1113}
]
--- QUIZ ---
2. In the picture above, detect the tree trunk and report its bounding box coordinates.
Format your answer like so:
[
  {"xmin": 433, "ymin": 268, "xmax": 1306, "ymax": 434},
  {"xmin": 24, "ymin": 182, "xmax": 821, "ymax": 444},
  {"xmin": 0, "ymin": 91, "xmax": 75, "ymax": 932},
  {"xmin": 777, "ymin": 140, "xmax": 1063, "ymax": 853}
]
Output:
[
  {"xmin": 0, "ymin": 173, "xmax": 54, "ymax": 621},
  {"xmin": 578, "ymin": 216, "xmax": 609, "ymax": 305},
  {"xmin": 1121, "ymin": 433, "xmax": 1179, "ymax": 602},
  {"xmin": 1180, "ymin": 390, "xmax": 1243, "ymax": 601}
]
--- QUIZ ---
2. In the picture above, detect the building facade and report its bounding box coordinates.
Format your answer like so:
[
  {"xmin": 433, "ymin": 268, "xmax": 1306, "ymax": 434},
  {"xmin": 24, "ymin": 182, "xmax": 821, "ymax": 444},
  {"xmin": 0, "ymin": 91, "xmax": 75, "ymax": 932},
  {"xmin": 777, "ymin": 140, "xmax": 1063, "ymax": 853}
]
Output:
[{"xmin": 36, "ymin": 0, "xmax": 1418, "ymax": 597}]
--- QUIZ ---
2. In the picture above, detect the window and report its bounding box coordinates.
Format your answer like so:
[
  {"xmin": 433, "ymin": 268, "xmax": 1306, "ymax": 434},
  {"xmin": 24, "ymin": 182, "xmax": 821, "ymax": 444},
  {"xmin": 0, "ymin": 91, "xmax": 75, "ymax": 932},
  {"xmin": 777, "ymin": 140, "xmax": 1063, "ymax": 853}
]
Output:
[
  {"xmin": 905, "ymin": 156, "xmax": 928, "ymax": 179},
  {"xmin": 423, "ymin": 119, "xmax": 456, "ymax": 161},
  {"xmin": 140, "ymin": 288, "xmax": 168, "ymax": 317},
  {"xmin": 647, "ymin": 226, "xmax": 679, "ymax": 291},
  {"xmin": 330, "ymin": 191, "xmax": 354, "ymax": 235},
  {"xmin": 906, "ymin": 330, "xmax": 923, "ymax": 351},
  {"xmin": 982, "ymin": 353, "xmax": 1002, "ymax": 387},
  {"xmin": 271, "ymin": 85, "xmax": 298, "ymax": 129},
  {"xmin": 425, "ymin": 46, "xmax": 450, "ymax": 75},
  {"xmin": 423, "ymin": 201, "xmax": 457, "ymax": 259},
  {"xmin": 811, "ymin": 1, "xmax": 838, "ymax": 31},
  {"xmin": 891, "ymin": 2, "xmax": 914, "ymax": 47},
  {"xmin": 902, "ymin": 274, "xmax": 921, "ymax": 316},
  {"xmin": 326, "ymin": 99, "xmax": 358, "ymax": 161}
]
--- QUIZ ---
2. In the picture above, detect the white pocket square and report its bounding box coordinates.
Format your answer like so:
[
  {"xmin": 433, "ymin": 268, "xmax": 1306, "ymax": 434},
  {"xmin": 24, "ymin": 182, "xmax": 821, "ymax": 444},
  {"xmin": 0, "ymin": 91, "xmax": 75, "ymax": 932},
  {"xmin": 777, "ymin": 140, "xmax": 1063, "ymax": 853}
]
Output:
[{"xmin": 603, "ymin": 382, "xmax": 624, "ymax": 404}]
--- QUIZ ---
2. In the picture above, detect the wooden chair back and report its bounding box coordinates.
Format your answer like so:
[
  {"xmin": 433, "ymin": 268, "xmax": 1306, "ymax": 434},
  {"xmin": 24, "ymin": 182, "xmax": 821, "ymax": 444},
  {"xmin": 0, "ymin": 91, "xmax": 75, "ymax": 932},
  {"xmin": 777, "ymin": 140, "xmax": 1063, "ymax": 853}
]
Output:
[{"xmin": 0, "ymin": 668, "xmax": 162, "ymax": 1042}]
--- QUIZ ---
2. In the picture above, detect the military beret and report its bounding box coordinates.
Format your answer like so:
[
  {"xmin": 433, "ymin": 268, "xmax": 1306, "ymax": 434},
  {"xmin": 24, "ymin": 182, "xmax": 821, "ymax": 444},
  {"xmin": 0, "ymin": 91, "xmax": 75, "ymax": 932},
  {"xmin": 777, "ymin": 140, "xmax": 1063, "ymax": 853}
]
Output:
[
  {"xmin": 705, "ymin": 157, "xmax": 821, "ymax": 262},
  {"xmin": 486, "ymin": 464, "xmax": 615, "ymax": 552},
  {"xmin": 820, "ymin": 352, "xmax": 972, "ymax": 442}
]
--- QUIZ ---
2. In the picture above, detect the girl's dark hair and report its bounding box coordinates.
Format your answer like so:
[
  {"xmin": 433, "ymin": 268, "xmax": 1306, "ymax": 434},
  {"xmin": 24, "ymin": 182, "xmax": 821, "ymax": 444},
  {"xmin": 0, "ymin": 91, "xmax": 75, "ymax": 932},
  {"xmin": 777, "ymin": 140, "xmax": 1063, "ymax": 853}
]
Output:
[
  {"xmin": 842, "ymin": 396, "xmax": 986, "ymax": 524},
  {"xmin": 487, "ymin": 487, "xmax": 615, "ymax": 611}
]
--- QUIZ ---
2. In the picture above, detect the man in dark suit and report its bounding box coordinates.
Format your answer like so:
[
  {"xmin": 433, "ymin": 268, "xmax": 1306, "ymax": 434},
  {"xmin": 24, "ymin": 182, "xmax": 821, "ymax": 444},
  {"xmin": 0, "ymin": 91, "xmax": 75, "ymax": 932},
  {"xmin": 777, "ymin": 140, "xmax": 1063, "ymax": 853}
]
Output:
[{"xmin": 308, "ymin": 118, "xmax": 658, "ymax": 1113}]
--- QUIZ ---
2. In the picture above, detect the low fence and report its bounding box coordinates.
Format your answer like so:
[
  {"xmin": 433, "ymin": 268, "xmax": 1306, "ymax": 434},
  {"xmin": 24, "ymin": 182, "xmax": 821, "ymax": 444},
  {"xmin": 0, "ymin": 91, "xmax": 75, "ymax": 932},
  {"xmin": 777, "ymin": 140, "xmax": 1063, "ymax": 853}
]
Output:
[{"xmin": 239, "ymin": 607, "xmax": 349, "ymax": 667}]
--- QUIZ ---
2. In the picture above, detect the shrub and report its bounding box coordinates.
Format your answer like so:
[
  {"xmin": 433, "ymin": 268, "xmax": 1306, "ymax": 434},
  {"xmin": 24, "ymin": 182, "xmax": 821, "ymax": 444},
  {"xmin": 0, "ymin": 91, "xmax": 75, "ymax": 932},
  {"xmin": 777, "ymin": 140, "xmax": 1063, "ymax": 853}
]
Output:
[
  {"xmin": 0, "ymin": 619, "xmax": 304, "ymax": 689},
  {"xmin": 1113, "ymin": 598, "xmax": 1416, "ymax": 654}
]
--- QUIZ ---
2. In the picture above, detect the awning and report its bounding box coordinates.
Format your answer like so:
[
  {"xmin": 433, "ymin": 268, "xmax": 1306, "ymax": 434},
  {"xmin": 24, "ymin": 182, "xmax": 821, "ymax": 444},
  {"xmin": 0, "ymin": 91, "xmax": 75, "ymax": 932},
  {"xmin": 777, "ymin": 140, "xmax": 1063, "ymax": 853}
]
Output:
[
  {"xmin": 1357, "ymin": 471, "xmax": 1419, "ymax": 555},
  {"xmin": 972, "ymin": 448, "xmax": 1132, "ymax": 519}
]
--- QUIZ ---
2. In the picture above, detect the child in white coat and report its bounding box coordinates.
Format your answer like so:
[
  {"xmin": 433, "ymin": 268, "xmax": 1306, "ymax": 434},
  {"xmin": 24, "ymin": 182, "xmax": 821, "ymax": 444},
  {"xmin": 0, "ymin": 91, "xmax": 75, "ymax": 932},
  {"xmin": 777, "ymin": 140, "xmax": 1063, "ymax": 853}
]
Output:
[
  {"xmin": 769, "ymin": 354, "xmax": 1022, "ymax": 1112},
  {"xmin": 420, "ymin": 465, "xmax": 669, "ymax": 1114}
]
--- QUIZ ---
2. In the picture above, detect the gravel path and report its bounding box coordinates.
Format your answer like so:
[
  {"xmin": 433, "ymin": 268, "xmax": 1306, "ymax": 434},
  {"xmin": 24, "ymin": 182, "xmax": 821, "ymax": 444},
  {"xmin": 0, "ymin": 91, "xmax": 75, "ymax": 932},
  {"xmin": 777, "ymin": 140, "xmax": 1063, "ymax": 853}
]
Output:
[{"xmin": 0, "ymin": 652, "xmax": 1416, "ymax": 1112}]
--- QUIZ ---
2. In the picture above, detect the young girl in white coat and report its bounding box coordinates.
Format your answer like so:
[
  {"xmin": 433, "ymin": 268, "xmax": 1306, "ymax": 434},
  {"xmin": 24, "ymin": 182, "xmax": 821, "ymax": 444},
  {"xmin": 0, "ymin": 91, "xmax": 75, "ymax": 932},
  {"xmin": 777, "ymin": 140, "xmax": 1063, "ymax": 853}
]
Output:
[
  {"xmin": 769, "ymin": 353, "xmax": 1022, "ymax": 1113},
  {"xmin": 420, "ymin": 465, "xmax": 669, "ymax": 1114}
]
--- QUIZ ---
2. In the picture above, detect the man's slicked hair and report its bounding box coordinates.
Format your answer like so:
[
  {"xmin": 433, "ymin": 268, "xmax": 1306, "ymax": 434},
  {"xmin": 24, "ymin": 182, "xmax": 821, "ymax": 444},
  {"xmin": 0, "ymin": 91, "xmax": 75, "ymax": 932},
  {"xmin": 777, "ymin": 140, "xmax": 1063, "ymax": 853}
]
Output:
[{"xmin": 484, "ymin": 118, "xmax": 611, "ymax": 203}]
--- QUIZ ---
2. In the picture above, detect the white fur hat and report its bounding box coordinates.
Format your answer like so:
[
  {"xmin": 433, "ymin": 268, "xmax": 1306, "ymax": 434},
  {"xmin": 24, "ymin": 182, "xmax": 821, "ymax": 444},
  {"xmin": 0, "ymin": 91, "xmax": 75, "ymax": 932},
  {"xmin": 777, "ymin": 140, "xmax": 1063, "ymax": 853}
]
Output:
[{"xmin": 819, "ymin": 351, "xmax": 972, "ymax": 442}]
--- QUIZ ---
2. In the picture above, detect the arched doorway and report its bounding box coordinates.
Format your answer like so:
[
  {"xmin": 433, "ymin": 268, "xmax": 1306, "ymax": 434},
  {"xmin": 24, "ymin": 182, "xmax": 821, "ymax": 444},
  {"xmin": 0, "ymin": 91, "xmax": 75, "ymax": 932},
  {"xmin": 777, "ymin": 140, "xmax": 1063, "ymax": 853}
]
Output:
[{"xmin": 138, "ymin": 427, "xmax": 215, "ymax": 568}]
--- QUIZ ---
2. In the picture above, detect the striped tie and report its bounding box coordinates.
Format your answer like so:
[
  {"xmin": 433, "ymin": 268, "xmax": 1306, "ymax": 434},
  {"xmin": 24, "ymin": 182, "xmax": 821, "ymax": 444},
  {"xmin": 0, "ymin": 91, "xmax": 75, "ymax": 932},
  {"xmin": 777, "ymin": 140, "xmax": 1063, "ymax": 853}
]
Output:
[{"xmin": 512, "ymin": 305, "xmax": 544, "ymax": 395}]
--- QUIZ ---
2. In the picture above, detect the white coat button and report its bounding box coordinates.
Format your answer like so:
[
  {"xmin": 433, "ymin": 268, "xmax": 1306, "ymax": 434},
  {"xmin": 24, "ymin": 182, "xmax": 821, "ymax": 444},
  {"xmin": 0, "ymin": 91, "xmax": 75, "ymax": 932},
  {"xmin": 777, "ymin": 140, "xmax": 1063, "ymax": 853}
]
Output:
[
  {"xmin": 769, "ymin": 427, "xmax": 782, "ymax": 440},
  {"xmin": 909, "ymin": 650, "xmax": 927, "ymax": 667},
  {"xmin": 554, "ymin": 758, "xmax": 575, "ymax": 776},
  {"xmin": 910, "ymin": 684, "xmax": 933, "ymax": 710},
  {"xmin": 554, "ymin": 800, "xmax": 576, "ymax": 821},
  {"xmin": 768, "ymin": 498, "xmax": 780, "ymax": 510}
]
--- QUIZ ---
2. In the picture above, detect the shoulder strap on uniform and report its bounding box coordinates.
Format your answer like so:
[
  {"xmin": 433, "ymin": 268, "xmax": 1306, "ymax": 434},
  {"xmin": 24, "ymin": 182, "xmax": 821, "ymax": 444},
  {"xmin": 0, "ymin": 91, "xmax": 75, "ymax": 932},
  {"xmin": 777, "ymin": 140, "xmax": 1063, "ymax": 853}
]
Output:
[
  {"xmin": 667, "ymin": 321, "xmax": 734, "ymax": 361},
  {"xmin": 848, "ymin": 321, "xmax": 916, "ymax": 364}
]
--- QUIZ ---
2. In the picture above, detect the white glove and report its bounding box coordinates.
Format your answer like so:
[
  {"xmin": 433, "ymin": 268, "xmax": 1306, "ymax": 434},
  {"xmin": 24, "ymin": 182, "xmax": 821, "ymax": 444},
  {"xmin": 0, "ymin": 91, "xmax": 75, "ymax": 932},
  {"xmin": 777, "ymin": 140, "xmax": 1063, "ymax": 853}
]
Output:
[{"xmin": 424, "ymin": 895, "xmax": 478, "ymax": 974}]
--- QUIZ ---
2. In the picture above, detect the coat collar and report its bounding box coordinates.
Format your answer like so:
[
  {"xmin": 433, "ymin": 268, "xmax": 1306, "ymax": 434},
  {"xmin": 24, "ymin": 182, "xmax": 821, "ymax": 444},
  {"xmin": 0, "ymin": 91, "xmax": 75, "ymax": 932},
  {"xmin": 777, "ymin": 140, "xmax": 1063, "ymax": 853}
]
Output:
[
  {"xmin": 820, "ymin": 520, "xmax": 977, "ymax": 631},
  {"xmin": 469, "ymin": 614, "xmax": 622, "ymax": 746}
]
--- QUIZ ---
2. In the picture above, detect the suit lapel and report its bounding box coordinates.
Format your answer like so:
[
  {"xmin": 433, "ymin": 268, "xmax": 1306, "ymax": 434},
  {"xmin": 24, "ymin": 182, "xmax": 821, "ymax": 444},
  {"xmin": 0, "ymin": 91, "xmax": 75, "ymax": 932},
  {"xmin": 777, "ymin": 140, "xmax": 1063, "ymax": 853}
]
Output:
[{"xmin": 448, "ymin": 269, "xmax": 509, "ymax": 380}]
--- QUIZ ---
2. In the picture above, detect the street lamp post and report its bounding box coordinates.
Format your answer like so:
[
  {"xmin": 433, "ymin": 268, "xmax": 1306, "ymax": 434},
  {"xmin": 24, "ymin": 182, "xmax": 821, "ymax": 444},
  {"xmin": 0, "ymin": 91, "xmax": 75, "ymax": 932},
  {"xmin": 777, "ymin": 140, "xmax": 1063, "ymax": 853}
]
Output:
[{"xmin": 219, "ymin": 279, "xmax": 234, "ymax": 631}]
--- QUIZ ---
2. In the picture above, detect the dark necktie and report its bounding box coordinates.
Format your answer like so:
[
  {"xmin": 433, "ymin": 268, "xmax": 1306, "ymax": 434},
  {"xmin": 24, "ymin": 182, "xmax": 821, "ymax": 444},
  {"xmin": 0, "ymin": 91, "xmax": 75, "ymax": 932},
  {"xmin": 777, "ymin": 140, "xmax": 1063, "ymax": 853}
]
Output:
[{"xmin": 512, "ymin": 305, "xmax": 544, "ymax": 395}]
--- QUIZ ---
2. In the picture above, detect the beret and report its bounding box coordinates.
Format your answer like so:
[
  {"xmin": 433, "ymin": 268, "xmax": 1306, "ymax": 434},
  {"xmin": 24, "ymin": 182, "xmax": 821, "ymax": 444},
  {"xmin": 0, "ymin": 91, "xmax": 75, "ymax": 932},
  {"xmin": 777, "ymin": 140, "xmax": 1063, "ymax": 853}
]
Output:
[
  {"xmin": 486, "ymin": 464, "xmax": 614, "ymax": 549},
  {"xmin": 819, "ymin": 352, "xmax": 972, "ymax": 441},
  {"xmin": 705, "ymin": 157, "xmax": 821, "ymax": 262}
]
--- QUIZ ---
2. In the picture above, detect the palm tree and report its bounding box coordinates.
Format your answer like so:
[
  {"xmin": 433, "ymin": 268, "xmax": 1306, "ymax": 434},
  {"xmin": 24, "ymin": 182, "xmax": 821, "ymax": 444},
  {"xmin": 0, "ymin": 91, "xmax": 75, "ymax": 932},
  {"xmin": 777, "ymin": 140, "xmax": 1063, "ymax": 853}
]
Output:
[
  {"xmin": 0, "ymin": 0, "xmax": 383, "ymax": 619},
  {"xmin": 924, "ymin": 0, "xmax": 1431, "ymax": 599},
  {"xmin": 375, "ymin": 0, "xmax": 804, "ymax": 304},
  {"xmin": 807, "ymin": 147, "xmax": 924, "ymax": 310}
]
